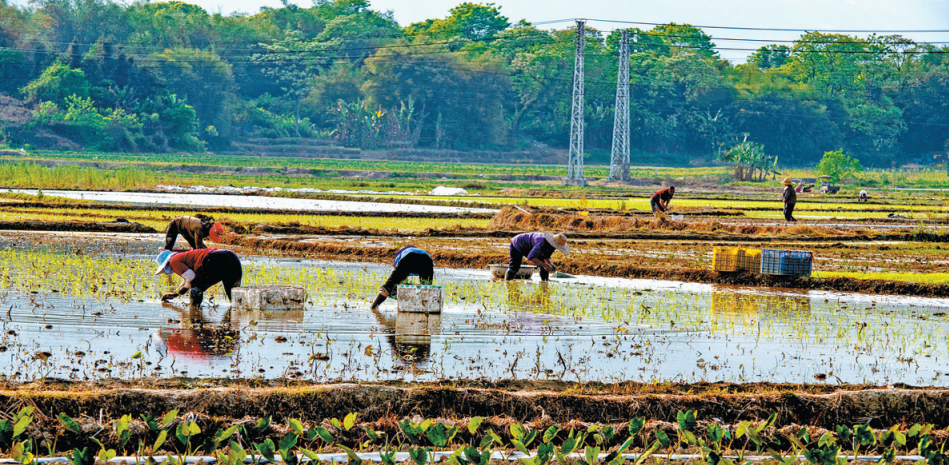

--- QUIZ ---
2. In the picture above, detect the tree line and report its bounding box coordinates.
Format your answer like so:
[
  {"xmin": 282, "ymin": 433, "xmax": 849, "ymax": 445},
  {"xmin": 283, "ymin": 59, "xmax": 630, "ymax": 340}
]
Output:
[{"xmin": 0, "ymin": 0, "xmax": 947, "ymax": 168}]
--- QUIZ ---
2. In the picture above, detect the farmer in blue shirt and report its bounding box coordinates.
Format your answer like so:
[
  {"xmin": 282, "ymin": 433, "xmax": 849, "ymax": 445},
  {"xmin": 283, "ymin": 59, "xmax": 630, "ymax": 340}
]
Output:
[
  {"xmin": 505, "ymin": 232, "xmax": 570, "ymax": 281},
  {"xmin": 370, "ymin": 245, "xmax": 435, "ymax": 310}
]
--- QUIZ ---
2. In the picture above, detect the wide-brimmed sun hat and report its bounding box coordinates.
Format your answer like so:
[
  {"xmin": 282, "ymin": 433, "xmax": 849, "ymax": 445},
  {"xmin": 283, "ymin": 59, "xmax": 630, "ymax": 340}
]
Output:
[
  {"xmin": 543, "ymin": 232, "xmax": 570, "ymax": 254},
  {"xmin": 209, "ymin": 222, "xmax": 224, "ymax": 242},
  {"xmin": 782, "ymin": 177, "xmax": 793, "ymax": 185},
  {"xmin": 154, "ymin": 250, "xmax": 175, "ymax": 275}
]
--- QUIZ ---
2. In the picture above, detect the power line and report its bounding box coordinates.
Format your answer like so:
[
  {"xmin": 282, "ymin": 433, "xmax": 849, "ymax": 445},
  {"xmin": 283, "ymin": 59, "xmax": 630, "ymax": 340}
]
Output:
[{"xmin": 578, "ymin": 19, "xmax": 949, "ymax": 34}]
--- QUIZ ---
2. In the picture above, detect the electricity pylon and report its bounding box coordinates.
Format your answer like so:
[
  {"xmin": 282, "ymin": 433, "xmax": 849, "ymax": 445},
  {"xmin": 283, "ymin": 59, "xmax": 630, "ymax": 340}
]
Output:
[
  {"xmin": 563, "ymin": 20, "xmax": 587, "ymax": 187},
  {"xmin": 608, "ymin": 29, "xmax": 631, "ymax": 182}
]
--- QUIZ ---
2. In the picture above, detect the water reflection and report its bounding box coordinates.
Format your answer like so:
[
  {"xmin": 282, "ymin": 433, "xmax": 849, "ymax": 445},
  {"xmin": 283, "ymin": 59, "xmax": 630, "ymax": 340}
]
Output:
[
  {"xmin": 151, "ymin": 303, "xmax": 239, "ymax": 362},
  {"xmin": 505, "ymin": 281, "xmax": 552, "ymax": 309},
  {"xmin": 370, "ymin": 307, "xmax": 442, "ymax": 364}
]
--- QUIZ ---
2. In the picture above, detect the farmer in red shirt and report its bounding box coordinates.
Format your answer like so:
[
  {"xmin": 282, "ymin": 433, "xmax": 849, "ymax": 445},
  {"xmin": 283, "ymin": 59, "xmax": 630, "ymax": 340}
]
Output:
[
  {"xmin": 154, "ymin": 248, "xmax": 242, "ymax": 307},
  {"xmin": 650, "ymin": 186, "xmax": 675, "ymax": 214}
]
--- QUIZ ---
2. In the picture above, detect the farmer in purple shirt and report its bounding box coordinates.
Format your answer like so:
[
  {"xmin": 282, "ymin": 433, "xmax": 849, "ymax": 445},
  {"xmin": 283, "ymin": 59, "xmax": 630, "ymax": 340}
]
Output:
[{"xmin": 505, "ymin": 232, "xmax": 570, "ymax": 281}]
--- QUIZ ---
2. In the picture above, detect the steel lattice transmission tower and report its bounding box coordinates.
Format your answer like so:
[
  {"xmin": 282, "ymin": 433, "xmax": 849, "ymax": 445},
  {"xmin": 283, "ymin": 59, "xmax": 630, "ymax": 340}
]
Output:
[
  {"xmin": 563, "ymin": 20, "xmax": 587, "ymax": 187},
  {"xmin": 608, "ymin": 29, "xmax": 631, "ymax": 182}
]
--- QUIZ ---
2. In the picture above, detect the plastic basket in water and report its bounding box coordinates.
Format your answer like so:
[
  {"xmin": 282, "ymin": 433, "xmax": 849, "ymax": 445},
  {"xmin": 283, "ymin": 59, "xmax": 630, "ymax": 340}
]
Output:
[
  {"xmin": 712, "ymin": 247, "xmax": 742, "ymax": 272},
  {"xmin": 760, "ymin": 249, "xmax": 813, "ymax": 276},
  {"xmin": 738, "ymin": 248, "xmax": 761, "ymax": 272}
]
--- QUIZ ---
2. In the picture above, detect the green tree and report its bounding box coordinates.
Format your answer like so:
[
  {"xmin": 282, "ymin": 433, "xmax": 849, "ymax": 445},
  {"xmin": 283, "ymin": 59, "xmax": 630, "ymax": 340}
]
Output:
[
  {"xmin": 151, "ymin": 48, "xmax": 234, "ymax": 145},
  {"xmin": 20, "ymin": 62, "xmax": 90, "ymax": 104},
  {"xmin": 748, "ymin": 45, "xmax": 791, "ymax": 70},
  {"xmin": 816, "ymin": 149, "xmax": 863, "ymax": 183},
  {"xmin": 405, "ymin": 2, "xmax": 509, "ymax": 42}
]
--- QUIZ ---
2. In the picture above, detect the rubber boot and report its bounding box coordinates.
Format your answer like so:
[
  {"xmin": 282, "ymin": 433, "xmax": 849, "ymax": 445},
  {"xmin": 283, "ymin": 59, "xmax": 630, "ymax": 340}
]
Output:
[
  {"xmin": 504, "ymin": 269, "xmax": 516, "ymax": 281},
  {"xmin": 370, "ymin": 292, "xmax": 387, "ymax": 311}
]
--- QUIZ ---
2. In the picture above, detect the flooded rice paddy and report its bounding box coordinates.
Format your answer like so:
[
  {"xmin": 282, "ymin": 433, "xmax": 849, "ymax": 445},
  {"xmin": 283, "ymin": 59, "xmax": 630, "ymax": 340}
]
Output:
[
  {"xmin": 12, "ymin": 190, "xmax": 496, "ymax": 214},
  {"xmin": 0, "ymin": 232, "xmax": 947, "ymax": 385}
]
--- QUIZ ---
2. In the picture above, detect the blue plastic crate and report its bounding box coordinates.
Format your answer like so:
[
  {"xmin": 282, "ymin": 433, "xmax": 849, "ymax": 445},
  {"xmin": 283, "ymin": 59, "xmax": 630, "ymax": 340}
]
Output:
[{"xmin": 760, "ymin": 249, "xmax": 813, "ymax": 276}]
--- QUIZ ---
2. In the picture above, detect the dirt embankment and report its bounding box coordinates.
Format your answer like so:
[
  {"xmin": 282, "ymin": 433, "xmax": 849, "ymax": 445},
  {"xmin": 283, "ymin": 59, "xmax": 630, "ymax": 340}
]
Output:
[
  {"xmin": 221, "ymin": 234, "xmax": 949, "ymax": 298},
  {"xmin": 0, "ymin": 219, "xmax": 156, "ymax": 233},
  {"xmin": 3, "ymin": 382, "xmax": 949, "ymax": 432}
]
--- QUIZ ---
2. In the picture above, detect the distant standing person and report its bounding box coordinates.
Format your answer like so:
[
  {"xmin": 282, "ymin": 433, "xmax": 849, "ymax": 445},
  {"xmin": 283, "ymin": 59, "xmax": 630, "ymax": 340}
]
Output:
[
  {"xmin": 782, "ymin": 177, "xmax": 797, "ymax": 222},
  {"xmin": 651, "ymin": 186, "xmax": 675, "ymax": 214},
  {"xmin": 370, "ymin": 245, "xmax": 434, "ymax": 311},
  {"xmin": 859, "ymin": 190, "xmax": 869, "ymax": 202},
  {"xmin": 505, "ymin": 232, "xmax": 570, "ymax": 281},
  {"xmin": 155, "ymin": 248, "xmax": 243, "ymax": 307},
  {"xmin": 163, "ymin": 215, "xmax": 223, "ymax": 251}
]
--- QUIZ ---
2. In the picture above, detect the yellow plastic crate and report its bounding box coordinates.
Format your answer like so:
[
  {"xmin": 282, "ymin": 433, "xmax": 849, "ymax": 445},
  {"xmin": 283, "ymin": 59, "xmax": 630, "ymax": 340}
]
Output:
[
  {"xmin": 712, "ymin": 247, "xmax": 742, "ymax": 272},
  {"xmin": 739, "ymin": 248, "xmax": 761, "ymax": 272}
]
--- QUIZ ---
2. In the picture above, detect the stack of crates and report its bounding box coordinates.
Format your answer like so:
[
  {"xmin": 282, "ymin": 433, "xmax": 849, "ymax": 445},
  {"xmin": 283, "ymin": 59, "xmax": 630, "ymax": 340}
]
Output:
[
  {"xmin": 712, "ymin": 247, "xmax": 742, "ymax": 272},
  {"xmin": 713, "ymin": 247, "xmax": 762, "ymax": 273},
  {"xmin": 760, "ymin": 249, "xmax": 813, "ymax": 276}
]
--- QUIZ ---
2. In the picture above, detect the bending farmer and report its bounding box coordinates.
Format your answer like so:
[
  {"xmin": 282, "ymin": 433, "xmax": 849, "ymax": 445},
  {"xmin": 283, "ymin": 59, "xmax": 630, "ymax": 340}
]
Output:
[
  {"xmin": 650, "ymin": 186, "xmax": 675, "ymax": 213},
  {"xmin": 370, "ymin": 245, "xmax": 434, "ymax": 310},
  {"xmin": 155, "ymin": 248, "xmax": 242, "ymax": 306},
  {"xmin": 782, "ymin": 177, "xmax": 797, "ymax": 222},
  {"xmin": 506, "ymin": 232, "xmax": 570, "ymax": 281},
  {"xmin": 163, "ymin": 216, "xmax": 223, "ymax": 251}
]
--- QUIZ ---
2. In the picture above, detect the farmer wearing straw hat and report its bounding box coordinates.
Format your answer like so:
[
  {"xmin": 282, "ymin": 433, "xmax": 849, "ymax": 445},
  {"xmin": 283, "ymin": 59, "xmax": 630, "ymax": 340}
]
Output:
[
  {"xmin": 782, "ymin": 177, "xmax": 797, "ymax": 222},
  {"xmin": 505, "ymin": 232, "xmax": 570, "ymax": 281},
  {"xmin": 370, "ymin": 245, "xmax": 435, "ymax": 311},
  {"xmin": 155, "ymin": 248, "xmax": 242, "ymax": 307},
  {"xmin": 163, "ymin": 215, "xmax": 224, "ymax": 251}
]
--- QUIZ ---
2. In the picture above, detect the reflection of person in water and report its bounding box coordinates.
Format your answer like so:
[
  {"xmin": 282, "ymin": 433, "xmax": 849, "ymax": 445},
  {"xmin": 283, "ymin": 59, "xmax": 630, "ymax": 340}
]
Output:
[
  {"xmin": 506, "ymin": 281, "xmax": 551, "ymax": 308},
  {"xmin": 151, "ymin": 302, "xmax": 239, "ymax": 361},
  {"xmin": 369, "ymin": 306, "xmax": 439, "ymax": 363}
]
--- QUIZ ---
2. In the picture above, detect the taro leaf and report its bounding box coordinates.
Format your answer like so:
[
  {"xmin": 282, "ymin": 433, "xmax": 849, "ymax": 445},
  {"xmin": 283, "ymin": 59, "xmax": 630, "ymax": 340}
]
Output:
[
  {"xmin": 315, "ymin": 425, "xmax": 333, "ymax": 443},
  {"xmin": 518, "ymin": 458, "xmax": 537, "ymax": 465},
  {"xmin": 854, "ymin": 424, "xmax": 875, "ymax": 446},
  {"xmin": 399, "ymin": 420, "xmax": 422, "ymax": 445},
  {"xmin": 629, "ymin": 417, "xmax": 645, "ymax": 436},
  {"xmin": 116, "ymin": 414, "xmax": 132, "ymax": 448},
  {"xmin": 141, "ymin": 414, "xmax": 160, "ymax": 432},
  {"xmin": 818, "ymin": 432, "xmax": 836, "ymax": 447},
  {"xmin": 908, "ymin": 424, "xmax": 923, "ymax": 438},
  {"xmin": 920, "ymin": 424, "xmax": 935, "ymax": 436},
  {"xmin": 616, "ymin": 436, "xmax": 635, "ymax": 454},
  {"xmin": 278, "ymin": 447, "xmax": 300, "ymax": 465},
  {"xmin": 14, "ymin": 407, "xmax": 33, "ymax": 421},
  {"xmin": 463, "ymin": 446, "xmax": 483, "ymax": 465},
  {"xmin": 305, "ymin": 426, "xmax": 318, "ymax": 441},
  {"xmin": 257, "ymin": 416, "xmax": 272, "ymax": 433},
  {"xmin": 467, "ymin": 416, "xmax": 484, "ymax": 435},
  {"xmin": 420, "ymin": 419, "xmax": 433, "ymax": 432},
  {"xmin": 300, "ymin": 448, "xmax": 320, "ymax": 464},
  {"xmin": 543, "ymin": 426, "xmax": 560, "ymax": 444},
  {"xmin": 215, "ymin": 424, "xmax": 239, "ymax": 444},
  {"xmin": 633, "ymin": 440, "xmax": 662, "ymax": 465},
  {"xmin": 708, "ymin": 424, "xmax": 724, "ymax": 445},
  {"xmin": 175, "ymin": 423, "xmax": 190, "ymax": 446},
  {"xmin": 511, "ymin": 439, "xmax": 530, "ymax": 455},
  {"xmin": 57, "ymin": 413, "xmax": 81, "ymax": 434},
  {"xmin": 560, "ymin": 434, "xmax": 578, "ymax": 455},
  {"xmin": 12, "ymin": 440, "xmax": 33, "ymax": 465},
  {"xmin": 153, "ymin": 429, "xmax": 168, "ymax": 451},
  {"xmin": 339, "ymin": 444, "xmax": 363, "ymax": 465},
  {"xmin": 677, "ymin": 410, "xmax": 697, "ymax": 432},
  {"xmin": 160, "ymin": 410, "xmax": 179, "ymax": 428},
  {"xmin": 97, "ymin": 448, "xmax": 117, "ymax": 462},
  {"xmin": 890, "ymin": 426, "xmax": 906, "ymax": 447},
  {"xmin": 655, "ymin": 430, "xmax": 670, "ymax": 448},
  {"xmin": 601, "ymin": 426, "xmax": 615, "ymax": 442},
  {"xmin": 331, "ymin": 418, "xmax": 342, "ymax": 429},
  {"xmin": 584, "ymin": 446, "xmax": 600, "ymax": 465},
  {"xmin": 379, "ymin": 450, "xmax": 397, "ymax": 465},
  {"xmin": 735, "ymin": 421, "xmax": 750, "ymax": 439},
  {"xmin": 537, "ymin": 442, "xmax": 555, "ymax": 465},
  {"xmin": 522, "ymin": 430, "xmax": 539, "ymax": 448},
  {"xmin": 343, "ymin": 412, "xmax": 357, "ymax": 431},
  {"xmin": 554, "ymin": 449, "xmax": 568, "ymax": 465},
  {"xmin": 364, "ymin": 426, "xmax": 380, "ymax": 441},
  {"xmin": 228, "ymin": 441, "xmax": 247, "ymax": 465},
  {"xmin": 255, "ymin": 438, "xmax": 276, "ymax": 462},
  {"xmin": 755, "ymin": 413, "xmax": 778, "ymax": 433},
  {"xmin": 66, "ymin": 447, "xmax": 96, "ymax": 465},
  {"xmin": 880, "ymin": 447, "xmax": 896, "ymax": 465},
  {"xmin": 409, "ymin": 447, "xmax": 428, "ymax": 465},
  {"xmin": 835, "ymin": 425, "xmax": 851, "ymax": 443},
  {"xmin": 587, "ymin": 424, "xmax": 600, "ymax": 433},
  {"xmin": 427, "ymin": 423, "xmax": 451, "ymax": 447},
  {"xmin": 12, "ymin": 414, "xmax": 31, "ymax": 438},
  {"xmin": 510, "ymin": 423, "xmax": 527, "ymax": 441},
  {"xmin": 288, "ymin": 418, "xmax": 305, "ymax": 435},
  {"xmin": 279, "ymin": 432, "xmax": 299, "ymax": 452}
]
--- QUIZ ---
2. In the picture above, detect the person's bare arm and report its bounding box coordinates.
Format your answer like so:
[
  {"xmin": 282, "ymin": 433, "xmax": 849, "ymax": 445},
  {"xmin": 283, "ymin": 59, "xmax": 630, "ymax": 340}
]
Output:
[{"xmin": 529, "ymin": 257, "xmax": 555, "ymax": 271}]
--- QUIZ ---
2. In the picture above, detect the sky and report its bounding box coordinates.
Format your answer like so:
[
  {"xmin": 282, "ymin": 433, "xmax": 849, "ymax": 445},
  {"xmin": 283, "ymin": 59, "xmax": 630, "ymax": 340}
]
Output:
[{"xmin": 13, "ymin": 0, "xmax": 949, "ymax": 62}]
